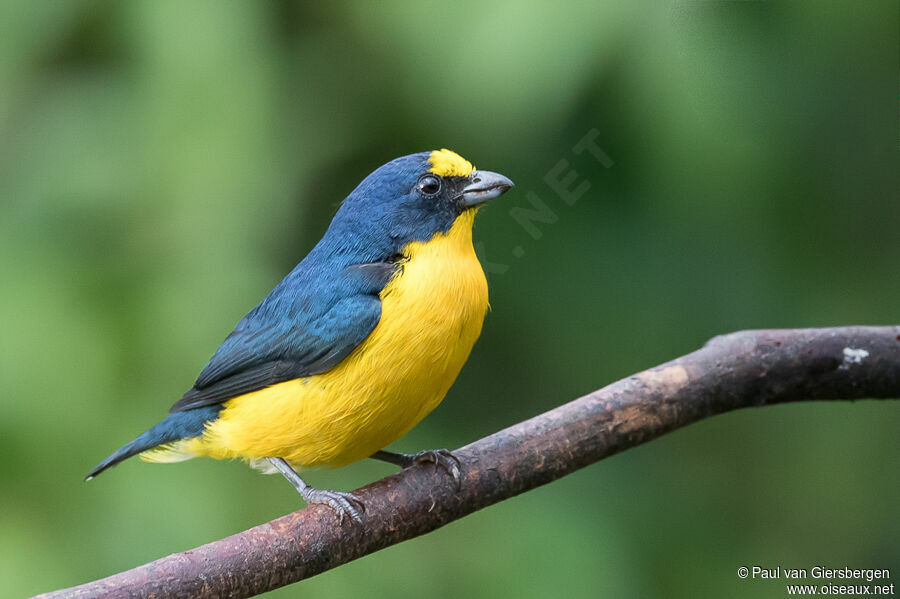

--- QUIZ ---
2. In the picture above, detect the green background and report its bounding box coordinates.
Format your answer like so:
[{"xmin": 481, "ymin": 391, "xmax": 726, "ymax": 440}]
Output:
[{"xmin": 1, "ymin": 2, "xmax": 897, "ymax": 597}]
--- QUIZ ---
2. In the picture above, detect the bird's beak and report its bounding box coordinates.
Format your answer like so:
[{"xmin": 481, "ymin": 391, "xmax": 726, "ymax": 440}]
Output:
[{"xmin": 460, "ymin": 170, "xmax": 515, "ymax": 209}]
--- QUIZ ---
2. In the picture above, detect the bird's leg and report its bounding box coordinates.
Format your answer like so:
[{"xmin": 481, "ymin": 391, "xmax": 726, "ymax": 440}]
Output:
[
  {"xmin": 371, "ymin": 449, "xmax": 462, "ymax": 489},
  {"xmin": 266, "ymin": 457, "xmax": 364, "ymax": 524}
]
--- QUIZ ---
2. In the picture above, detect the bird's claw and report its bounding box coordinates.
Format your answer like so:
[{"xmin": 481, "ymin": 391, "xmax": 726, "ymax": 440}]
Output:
[
  {"xmin": 302, "ymin": 487, "xmax": 365, "ymax": 524},
  {"xmin": 409, "ymin": 449, "xmax": 462, "ymax": 490}
]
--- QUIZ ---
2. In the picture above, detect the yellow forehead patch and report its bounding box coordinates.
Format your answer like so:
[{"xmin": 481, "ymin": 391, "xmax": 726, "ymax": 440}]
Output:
[{"xmin": 428, "ymin": 149, "xmax": 475, "ymax": 178}]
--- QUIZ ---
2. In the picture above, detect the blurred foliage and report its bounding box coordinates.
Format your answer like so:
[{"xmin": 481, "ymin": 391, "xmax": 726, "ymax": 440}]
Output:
[{"xmin": 1, "ymin": 1, "xmax": 897, "ymax": 597}]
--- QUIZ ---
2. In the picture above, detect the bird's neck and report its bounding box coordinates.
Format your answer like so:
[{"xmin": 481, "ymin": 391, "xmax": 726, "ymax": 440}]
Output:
[{"xmin": 314, "ymin": 209, "xmax": 479, "ymax": 268}]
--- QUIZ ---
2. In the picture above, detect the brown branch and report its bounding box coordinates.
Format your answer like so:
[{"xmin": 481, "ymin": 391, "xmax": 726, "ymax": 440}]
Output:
[{"xmin": 35, "ymin": 326, "xmax": 900, "ymax": 599}]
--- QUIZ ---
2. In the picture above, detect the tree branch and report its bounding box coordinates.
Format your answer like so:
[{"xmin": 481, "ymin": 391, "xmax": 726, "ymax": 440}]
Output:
[{"xmin": 35, "ymin": 326, "xmax": 900, "ymax": 599}]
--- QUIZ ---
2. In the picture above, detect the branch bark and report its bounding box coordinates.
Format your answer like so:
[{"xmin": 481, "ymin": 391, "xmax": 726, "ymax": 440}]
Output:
[{"xmin": 36, "ymin": 326, "xmax": 900, "ymax": 599}]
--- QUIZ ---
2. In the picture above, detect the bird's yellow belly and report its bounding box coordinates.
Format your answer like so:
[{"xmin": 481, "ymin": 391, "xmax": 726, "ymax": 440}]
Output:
[{"xmin": 190, "ymin": 212, "xmax": 488, "ymax": 468}]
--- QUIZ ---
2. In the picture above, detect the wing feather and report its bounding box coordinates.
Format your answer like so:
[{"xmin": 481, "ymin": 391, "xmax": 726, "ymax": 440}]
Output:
[{"xmin": 168, "ymin": 261, "xmax": 396, "ymax": 413}]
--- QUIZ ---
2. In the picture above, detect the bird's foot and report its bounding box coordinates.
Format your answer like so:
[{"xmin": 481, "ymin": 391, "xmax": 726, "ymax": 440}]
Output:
[
  {"xmin": 267, "ymin": 457, "xmax": 364, "ymax": 524},
  {"xmin": 371, "ymin": 448, "xmax": 463, "ymax": 489},
  {"xmin": 300, "ymin": 486, "xmax": 365, "ymax": 524},
  {"xmin": 404, "ymin": 449, "xmax": 462, "ymax": 489}
]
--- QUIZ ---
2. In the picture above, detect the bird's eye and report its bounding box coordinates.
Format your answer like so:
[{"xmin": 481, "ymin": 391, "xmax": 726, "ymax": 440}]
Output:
[{"xmin": 417, "ymin": 174, "xmax": 442, "ymax": 196}]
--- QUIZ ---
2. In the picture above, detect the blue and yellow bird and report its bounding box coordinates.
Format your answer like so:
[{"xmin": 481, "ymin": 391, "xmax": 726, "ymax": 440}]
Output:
[{"xmin": 87, "ymin": 149, "xmax": 514, "ymax": 522}]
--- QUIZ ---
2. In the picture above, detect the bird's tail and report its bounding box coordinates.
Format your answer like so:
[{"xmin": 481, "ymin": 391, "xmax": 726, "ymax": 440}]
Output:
[{"xmin": 85, "ymin": 405, "xmax": 222, "ymax": 480}]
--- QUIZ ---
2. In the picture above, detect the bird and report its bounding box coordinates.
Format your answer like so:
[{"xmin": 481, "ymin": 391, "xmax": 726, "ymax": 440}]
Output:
[{"xmin": 86, "ymin": 149, "xmax": 514, "ymax": 522}]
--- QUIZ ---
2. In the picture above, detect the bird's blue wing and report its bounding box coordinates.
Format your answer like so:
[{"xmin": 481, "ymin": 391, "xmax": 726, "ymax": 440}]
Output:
[{"xmin": 168, "ymin": 262, "xmax": 395, "ymax": 413}]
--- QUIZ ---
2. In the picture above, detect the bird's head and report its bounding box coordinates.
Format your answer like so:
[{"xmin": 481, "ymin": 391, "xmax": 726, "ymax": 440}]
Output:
[{"xmin": 328, "ymin": 150, "xmax": 514, "ymax": 260}]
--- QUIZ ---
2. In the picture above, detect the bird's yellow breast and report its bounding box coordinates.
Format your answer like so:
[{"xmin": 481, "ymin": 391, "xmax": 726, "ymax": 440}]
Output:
[{"xmin": 187, "ymin": 210, "xmax": 488, "ymax": 468}]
